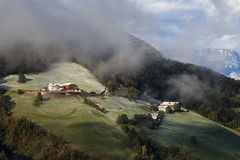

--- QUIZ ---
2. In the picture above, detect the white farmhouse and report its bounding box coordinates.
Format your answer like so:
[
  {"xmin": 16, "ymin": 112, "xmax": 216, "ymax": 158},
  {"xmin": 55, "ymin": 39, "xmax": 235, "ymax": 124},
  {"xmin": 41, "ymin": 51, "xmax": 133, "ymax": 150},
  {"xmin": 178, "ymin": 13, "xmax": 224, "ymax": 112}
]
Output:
[
  {"xmin": 158, "ymin": 102, "xmax": 180, "ymax": 113},
  {"xmin": 47, "ymin": 83, "xmax": 79, "ymax": 92},
  {"xmin": 48, "ymin": 83, "xmax": 64, "ymax": 92}
]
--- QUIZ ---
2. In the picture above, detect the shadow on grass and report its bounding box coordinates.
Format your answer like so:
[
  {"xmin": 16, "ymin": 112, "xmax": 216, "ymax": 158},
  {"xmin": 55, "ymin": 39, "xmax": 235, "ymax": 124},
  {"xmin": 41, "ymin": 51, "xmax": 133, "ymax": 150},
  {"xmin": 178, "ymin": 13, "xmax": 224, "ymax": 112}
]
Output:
[
  {"xmin": 66, "ymin": 121, "xmax": 130, "ymax": 160},
  {"xmin": 154, "ymin": 119, "xmax": 240, "ymax": 160}
]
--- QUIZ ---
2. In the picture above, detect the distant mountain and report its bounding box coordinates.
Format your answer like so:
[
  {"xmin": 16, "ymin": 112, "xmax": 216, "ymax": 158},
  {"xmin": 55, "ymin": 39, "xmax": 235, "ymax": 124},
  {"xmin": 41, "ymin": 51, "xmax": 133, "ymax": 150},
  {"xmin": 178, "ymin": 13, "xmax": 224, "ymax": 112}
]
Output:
[{"xmin": 193, "ymin": 49, "xmax": 240, "ymax": 80}]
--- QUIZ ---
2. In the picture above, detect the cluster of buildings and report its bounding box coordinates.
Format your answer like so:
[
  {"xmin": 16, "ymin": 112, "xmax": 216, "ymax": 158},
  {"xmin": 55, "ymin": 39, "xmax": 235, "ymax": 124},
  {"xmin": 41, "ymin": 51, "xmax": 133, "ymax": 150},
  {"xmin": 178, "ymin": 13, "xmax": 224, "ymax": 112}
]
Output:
[
  {"xmin": 39, "ymin": 82, "xmax": 106, "ymax": 97},
  {"xmin": 40, "ymin": 83, "xmax": 86, "ymax": 96},
  {"xmin": 47, "ymin": 83, "xmax": 80, "ymax": 92}
]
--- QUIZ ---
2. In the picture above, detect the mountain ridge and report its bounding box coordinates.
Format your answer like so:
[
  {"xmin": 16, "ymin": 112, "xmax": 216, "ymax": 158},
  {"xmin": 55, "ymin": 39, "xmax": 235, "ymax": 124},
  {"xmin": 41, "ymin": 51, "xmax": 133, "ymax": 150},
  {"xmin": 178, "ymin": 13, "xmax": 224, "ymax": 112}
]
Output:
[{"xmin": 193, "ymin": 48, "xmax": 240, "ymax": 79}]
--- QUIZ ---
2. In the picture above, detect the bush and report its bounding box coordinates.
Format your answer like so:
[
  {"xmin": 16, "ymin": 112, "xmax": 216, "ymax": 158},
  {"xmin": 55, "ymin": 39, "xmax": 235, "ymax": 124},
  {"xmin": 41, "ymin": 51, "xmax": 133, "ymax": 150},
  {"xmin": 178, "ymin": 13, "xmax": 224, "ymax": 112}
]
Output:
[
  {"xmin": 158, "ymin": 111, "xmax": 165, "ymax": 119},
  {"xmin": 33, "ymin": 92, "xmax": 43, "ymax": 107},
  {"xmin": 17, "ymin": 72, "xmax": 26, "ymax": 83},
  {"xmin": 127, "ymin": 87, "xmax": 139, "ymax": 100},
  {"xmin": 116, "ymin": 114, "xmax": 129, "ymax": 125},
  {"xmin": 150, "ymin": 104, "xmax": 158, "ymax": 111},
  {"xmin": 83, "ymin": 98, "xmax": 95, "ymax": 106},
  {"xmin": 121, "ymin": 125, "xmax": 130, "ymax": 133},
  {"xmin": 0, "ymin": 95, "xmax": 12, "ymax": 114},
  {"xmin": 131, "ymin": 114, "xmax": 161, "ymax": 129},
  {"xmin": 17, "ymin": 89, "xmax": 24, "ymax": 95},
  {"xmin": 0, "ymin": 86, "xmax": 8, "ymax": 95},
  {"xmin": 84, "ymin": 98, "xmax": 107, "ymax": 113}
]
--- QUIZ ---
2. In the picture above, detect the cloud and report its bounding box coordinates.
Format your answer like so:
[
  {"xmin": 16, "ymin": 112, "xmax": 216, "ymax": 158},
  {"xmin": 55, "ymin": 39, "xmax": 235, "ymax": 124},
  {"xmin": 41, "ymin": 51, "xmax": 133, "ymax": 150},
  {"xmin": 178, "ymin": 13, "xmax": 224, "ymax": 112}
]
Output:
[
  {"xmin": 197, "ymin": 34, "xmax": 240, "ymax": 49},
  {"xmin": 132, "ymin": 0, "xmax": 203, "ymax": 13},
  {"xmin": 0, "ymin": 0, "xmax": 163, "ymax": 50},
  {"xmin": 229, "ymin": 72, "xmax": 240, "ymax": 80},
  {"xmin": 131, "ymin": 0, "xmax": 240, "ymax": 67},
  {"xmin": 0, "ymin": 0, "xmax": 164, "ymax": 74},
  {"xmin": 0, "ymin": 0, "xmax": 240, "ymax": 70},
  {"xmin": 167, "ymin": 74, "xmax": 206, "ymax": 101},
  {"xmin": 130, "ymin": 0, "xmax": 240, "ymax": 52}
]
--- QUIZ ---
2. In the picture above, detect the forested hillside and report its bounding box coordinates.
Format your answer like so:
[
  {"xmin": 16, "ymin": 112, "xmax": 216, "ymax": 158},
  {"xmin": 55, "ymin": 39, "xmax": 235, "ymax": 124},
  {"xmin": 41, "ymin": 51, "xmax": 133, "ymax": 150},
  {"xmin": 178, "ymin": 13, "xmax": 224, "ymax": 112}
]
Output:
[
  {"xmin": 1, "ymin": 36, "xmax": 240, "ymax": 131},
  {"xmin": 85, "ymin": 52, "xmax": 240, "ymax": 131}
]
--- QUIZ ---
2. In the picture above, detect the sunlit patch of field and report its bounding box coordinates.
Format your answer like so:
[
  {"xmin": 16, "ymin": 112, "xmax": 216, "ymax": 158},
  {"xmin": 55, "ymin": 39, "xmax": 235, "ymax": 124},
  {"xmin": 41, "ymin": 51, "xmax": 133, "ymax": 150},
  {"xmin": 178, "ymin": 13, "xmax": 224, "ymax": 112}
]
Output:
[
  {"xmin": 5, "ymin": 62, "xmax": 105, "ymax": 93},
  {"xmin": 145, "ymin": 112, "xmax": 240, "ymax": 160}
]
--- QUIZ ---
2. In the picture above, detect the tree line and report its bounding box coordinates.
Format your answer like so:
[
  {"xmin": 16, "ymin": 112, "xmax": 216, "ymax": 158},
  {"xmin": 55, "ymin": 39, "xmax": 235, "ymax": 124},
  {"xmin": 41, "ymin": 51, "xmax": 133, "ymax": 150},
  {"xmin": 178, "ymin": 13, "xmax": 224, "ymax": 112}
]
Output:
[{"xmin": 116, "ymin": 113, "xmax": 163, "ymax": 130}]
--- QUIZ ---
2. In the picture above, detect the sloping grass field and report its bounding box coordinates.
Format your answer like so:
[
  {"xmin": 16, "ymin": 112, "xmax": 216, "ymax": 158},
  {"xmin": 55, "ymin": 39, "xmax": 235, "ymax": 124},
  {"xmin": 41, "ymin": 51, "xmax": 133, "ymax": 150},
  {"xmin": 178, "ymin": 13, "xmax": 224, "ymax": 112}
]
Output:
[
  {"xmin": 5, "ymin": 63, "xmax": 105, "ymax": 92},
  {"xmin": 4, "ymin": 62, "xmax": 240, "ymax": 160},
  {"xmin": 146, "ymin": 112, "xmax": 240, "ymax": 160}
]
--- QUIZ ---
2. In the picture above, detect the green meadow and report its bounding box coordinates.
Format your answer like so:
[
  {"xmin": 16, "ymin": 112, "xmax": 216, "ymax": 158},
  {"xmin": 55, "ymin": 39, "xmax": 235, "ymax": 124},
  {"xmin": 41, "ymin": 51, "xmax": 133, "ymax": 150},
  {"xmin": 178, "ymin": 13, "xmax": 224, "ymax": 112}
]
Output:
[{"xmin": 146, "ymin": 112, "xmax": 240, "ymax": 160}]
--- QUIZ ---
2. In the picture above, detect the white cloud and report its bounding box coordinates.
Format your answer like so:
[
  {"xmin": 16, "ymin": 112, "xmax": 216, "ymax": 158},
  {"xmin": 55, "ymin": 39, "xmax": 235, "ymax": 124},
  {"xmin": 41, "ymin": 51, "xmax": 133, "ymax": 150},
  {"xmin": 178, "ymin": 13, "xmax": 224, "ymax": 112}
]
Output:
[
  {"xmin": 229, "ymin": 72, "xmax": 240, "ymax": 80},
  {"xmin": 196, "ymin": 34, "xmax": 240, "ymax": 50},
  {"xmin": 131, "ymin": 0, "xmax": 215, "ymax": 16},
  {"xmin": 129, "ymin": 0, "xmax": 240, "ymax": 52},
  {"xmin": 142, "ymin": 1, "xmax": 190, "ymax": 13}
]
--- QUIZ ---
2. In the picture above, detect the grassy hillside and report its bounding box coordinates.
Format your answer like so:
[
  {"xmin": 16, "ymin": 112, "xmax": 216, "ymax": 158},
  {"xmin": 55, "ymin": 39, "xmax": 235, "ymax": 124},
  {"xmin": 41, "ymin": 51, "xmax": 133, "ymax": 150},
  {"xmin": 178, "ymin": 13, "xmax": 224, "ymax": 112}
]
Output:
[
  {"xmin": 5, "ymin": 62, "xmax": 240, "ymax": 160},
  {"xmin": 5, "ymin": 63, "xmax": 148, "ymax": 160},
  {"xmin": 146, "ymin": 112, "xmax": 240, "ymax": 160},
  {"xmin": 5, "ymin": 63, "xmax": 105, "ymax": 92},
  {"xmin": 8, "ymin": 93, "xmax": 135, "ymax": 159}
]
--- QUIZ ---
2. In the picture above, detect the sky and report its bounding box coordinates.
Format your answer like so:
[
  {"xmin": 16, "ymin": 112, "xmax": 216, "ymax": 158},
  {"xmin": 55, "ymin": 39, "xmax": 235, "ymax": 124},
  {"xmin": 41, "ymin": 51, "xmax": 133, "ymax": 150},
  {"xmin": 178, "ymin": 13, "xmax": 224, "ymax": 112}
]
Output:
[
  {"xmin": 127, "ymin": 0, "xmax": 240, "ymax": 54},
  {"xmin": 57, "ymin": 0, "xmax": 240, "ymax": 62},
  {"xmin": 1, "ymin": 0, "xmax": 240, "ymax": 61}
]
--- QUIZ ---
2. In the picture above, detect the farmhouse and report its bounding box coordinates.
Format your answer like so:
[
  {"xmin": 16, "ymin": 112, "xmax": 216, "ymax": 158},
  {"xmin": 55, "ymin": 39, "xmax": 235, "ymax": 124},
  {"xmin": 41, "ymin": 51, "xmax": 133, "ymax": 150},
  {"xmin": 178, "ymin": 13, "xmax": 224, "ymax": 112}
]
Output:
[
  {"xmin": 158, "ymin": 102, "xmax": 180, "ymax": 113},
  {"xmin": 48, "ymin": 83, "xmax": 79, "ymax": 92}
]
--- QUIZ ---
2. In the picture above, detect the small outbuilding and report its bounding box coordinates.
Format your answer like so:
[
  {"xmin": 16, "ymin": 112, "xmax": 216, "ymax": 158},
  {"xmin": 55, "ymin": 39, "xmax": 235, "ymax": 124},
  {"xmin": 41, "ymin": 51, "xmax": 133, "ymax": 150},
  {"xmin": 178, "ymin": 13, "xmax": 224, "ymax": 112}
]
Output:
[{"xmin": 151, "ymin": 112, "xmax": 159, "ymax": 120}]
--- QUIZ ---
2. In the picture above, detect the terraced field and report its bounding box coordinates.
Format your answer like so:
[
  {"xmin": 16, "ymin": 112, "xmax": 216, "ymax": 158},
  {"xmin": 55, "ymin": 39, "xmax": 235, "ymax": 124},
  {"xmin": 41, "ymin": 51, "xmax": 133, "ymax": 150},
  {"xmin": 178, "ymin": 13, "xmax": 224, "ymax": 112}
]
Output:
[{"xmin": 4, "ymin": 62, "xmax": 240, "ymax": 160}]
